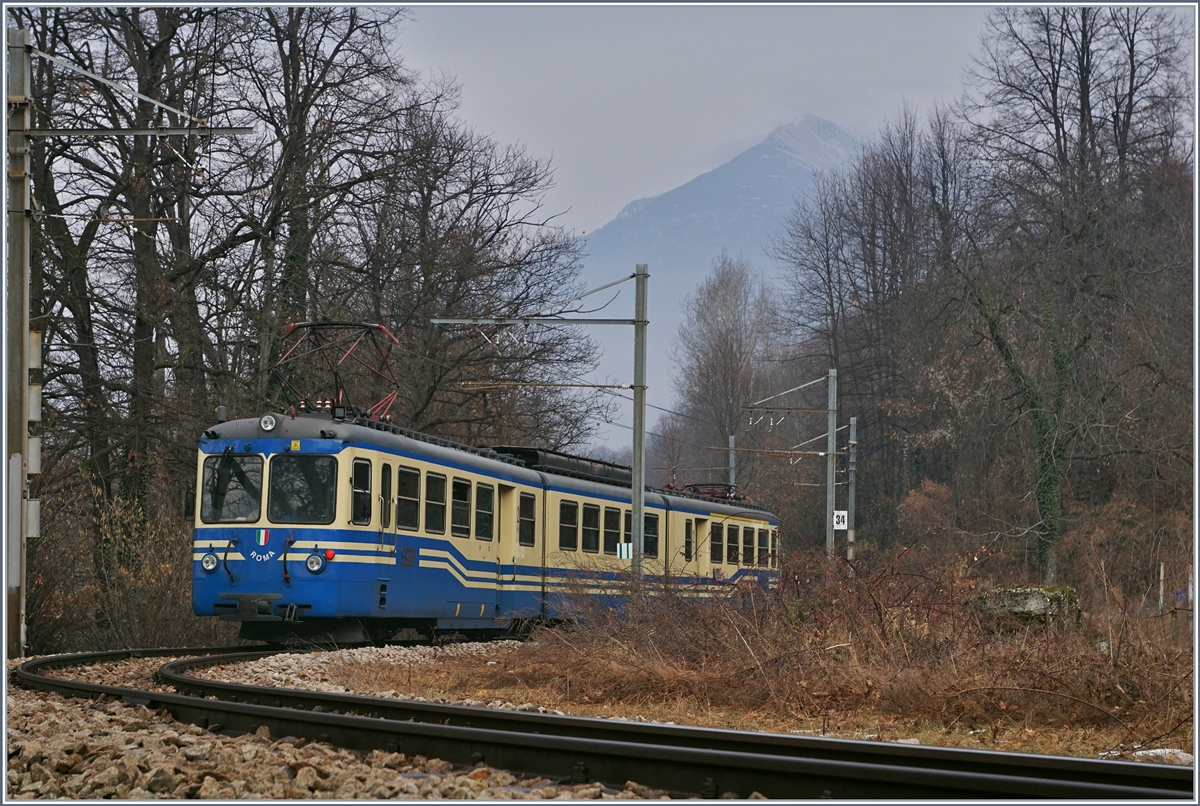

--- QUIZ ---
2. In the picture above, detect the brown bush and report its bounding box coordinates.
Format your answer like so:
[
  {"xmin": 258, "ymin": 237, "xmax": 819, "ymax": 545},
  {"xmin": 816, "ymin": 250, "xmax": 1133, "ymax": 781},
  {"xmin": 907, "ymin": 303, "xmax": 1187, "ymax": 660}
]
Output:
[
  {"xmin": 25, "ymin": 472, "xmax": 238, "ymax": 654},
  {"xmin": 482, "ymin": 540, "xmax": 1192, "ymax": 751}
]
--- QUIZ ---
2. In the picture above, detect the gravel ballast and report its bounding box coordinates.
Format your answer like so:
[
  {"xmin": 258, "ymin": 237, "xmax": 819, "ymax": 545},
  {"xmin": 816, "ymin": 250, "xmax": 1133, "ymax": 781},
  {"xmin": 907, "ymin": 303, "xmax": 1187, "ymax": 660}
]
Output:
[{"xmin": 5, "ymin": 644, "xmax": 684, "ymax": 800}]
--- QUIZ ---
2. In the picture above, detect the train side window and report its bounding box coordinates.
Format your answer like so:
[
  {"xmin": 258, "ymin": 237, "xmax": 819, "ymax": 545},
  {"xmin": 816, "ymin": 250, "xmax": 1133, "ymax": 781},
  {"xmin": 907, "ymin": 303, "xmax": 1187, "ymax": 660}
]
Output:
[
  {"xmin": 518, "ymin": 493, "xmax": 536, "ymax": 547},
  {"xmin": 381, "ymin": 464, "xmax": 392, "ymax": 529},
  {"xmin": 559, "ymin": 500, "xmax": 578, "ymax": 551},
  {"xmin": 758, "ymin": 528, "xmax": 769, "ymax": 566},
  {"xmin": 451, "ymin": 478, "xmax": 472, "ymax": 538},
  {"xmin": 396, "ymin": 466, "xmax": 420, "ymax": 530},
  {"xmin": 644, "ymin": 513, "xmax": 659, "ymax": 559},
  {"xmin": 476, "ymin": 483, "xmax": 494, "ymax": 541},
  {"xmin": 603, "ymin": 507, "xmax": 620, "ymax": 554},
  {"xmin": 581, "ymin": 504, "xmax": 600, "ymax": 553},
  {"xmin": 425, "ymin": 473, "xmax": 446, "ymax": 534},
  {"xmin": 726, "ymin": 524, "xmax": 739, "ymax": 564},
  {"xmin": 623, "ymin": 510, "xmax": 632, "ymax": 546},
  {"xmin": 684, "ymin": 519, "xmax": 693, "ymax": 562},
  {"xmin": 710, "ymin": 522, "xmax": 723, "ymax": 563},
  {"xmin": 351, "ymin": 458, "xmax": 372, "ymax": 526},
  {"xmin": 743, "ymin": 526, "xmax": 754, "ymax": 566},
  {"xmin": 770, "ymin": 530, "xmax": 778, "ymax": 568}
]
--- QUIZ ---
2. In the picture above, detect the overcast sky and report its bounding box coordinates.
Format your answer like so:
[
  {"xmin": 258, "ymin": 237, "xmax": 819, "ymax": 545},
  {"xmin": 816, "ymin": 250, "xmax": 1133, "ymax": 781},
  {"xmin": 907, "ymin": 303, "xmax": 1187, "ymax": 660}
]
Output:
[{"xmin": 394, "ymin": 4, "xmax": 994, "ymax": 236}]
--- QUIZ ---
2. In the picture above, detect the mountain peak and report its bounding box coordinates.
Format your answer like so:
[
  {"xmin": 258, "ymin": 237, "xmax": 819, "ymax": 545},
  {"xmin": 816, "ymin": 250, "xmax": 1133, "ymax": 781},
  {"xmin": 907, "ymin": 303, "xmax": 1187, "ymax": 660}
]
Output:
[
  {"xmin": 579, "ymin": 114, "xmax": 858, "ymax": 413},
  {"xmin": 762, "ymin": 114, "xmax": 857, "ymax": 168}
]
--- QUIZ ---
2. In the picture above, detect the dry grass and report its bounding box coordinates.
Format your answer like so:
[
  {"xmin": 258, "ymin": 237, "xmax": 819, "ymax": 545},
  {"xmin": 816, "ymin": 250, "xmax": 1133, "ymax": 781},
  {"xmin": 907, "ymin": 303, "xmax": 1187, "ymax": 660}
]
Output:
[{"xmin": 325, "ymin": 544, "xmax": 1193, "ymax": 760}]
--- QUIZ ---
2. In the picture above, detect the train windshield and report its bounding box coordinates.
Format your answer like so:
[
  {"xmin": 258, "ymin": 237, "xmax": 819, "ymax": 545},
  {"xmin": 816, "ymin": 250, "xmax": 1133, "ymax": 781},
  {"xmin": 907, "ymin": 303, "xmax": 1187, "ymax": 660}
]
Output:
[
  {"xmin": 201, "ymin": 454, "xmax": 263, "ymax": 523},
  {"xmin": 268, "ymin": 455, "xmax": 337, "ymax": 524}
]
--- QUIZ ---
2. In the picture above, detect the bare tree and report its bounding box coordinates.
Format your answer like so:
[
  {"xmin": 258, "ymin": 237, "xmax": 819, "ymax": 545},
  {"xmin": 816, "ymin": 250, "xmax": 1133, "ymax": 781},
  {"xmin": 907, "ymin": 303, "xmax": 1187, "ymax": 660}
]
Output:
[
  {"xmin": 315, "ymin": 89, "xmax": 612, "ymax": 449},
  {"xmin": 953, "ymin": 6, "xmax": 1192, "ymax": 581},
  {"xmin": 670, "ymin": 251, "xmax": 780, "ymax": 489}
]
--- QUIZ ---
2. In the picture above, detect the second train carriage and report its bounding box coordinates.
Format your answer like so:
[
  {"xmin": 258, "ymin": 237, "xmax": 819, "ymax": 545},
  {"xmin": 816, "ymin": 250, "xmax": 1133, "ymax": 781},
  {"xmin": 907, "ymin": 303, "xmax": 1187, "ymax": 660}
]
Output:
[{"xmin": 192, "ymin": 408, "xmax": 780, "ymax": 643}]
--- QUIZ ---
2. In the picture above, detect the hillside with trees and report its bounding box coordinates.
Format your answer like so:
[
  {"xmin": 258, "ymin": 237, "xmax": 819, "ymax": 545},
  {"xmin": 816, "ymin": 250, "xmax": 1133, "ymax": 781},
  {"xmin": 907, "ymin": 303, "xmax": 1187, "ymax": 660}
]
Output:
[{"xmin": 651, "ymin": 7, "xmax": 1192, "ymax": 596}]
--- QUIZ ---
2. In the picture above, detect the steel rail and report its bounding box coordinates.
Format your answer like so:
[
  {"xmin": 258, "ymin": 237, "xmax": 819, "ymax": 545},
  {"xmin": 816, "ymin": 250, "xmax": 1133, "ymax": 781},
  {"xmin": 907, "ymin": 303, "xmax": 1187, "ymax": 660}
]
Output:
[
  {"xmin": 16, "ymin": 648, "xmax": 1194, "ymax": 799},
  {"xmin": 159, "ymin": 649, "xmax": 1192, "ymax": 796}
]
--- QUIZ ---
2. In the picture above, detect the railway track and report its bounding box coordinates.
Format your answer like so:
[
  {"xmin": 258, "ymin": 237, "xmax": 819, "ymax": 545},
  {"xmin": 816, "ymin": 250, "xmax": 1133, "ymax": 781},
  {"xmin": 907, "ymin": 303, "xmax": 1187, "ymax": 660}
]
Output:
[{"xmin": 15, "ymin": 647, "xmax": 1194, "ymax": 799}]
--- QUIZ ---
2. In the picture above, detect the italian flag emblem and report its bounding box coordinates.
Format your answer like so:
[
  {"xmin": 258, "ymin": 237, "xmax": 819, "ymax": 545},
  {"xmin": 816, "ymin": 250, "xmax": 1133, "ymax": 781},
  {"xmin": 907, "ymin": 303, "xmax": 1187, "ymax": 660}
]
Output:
[{"xmin": 256, "ymin": 529, "xmax": 269, "ymax": 546}]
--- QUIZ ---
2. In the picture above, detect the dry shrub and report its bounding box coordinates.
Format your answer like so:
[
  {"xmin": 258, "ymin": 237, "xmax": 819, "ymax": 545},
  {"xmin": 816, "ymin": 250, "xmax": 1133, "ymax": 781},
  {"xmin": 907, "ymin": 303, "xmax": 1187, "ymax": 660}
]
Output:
[
  {"xmin": 26, "ymin": 472, "xmax": 237, "ymax": 654},
  {"xmin": 492, "ymin": 540, "xmax": 1191, "ymax": 750},
  {"xmin": 898, "ymin": 480, "xmax": 955, "ymax": 539}
]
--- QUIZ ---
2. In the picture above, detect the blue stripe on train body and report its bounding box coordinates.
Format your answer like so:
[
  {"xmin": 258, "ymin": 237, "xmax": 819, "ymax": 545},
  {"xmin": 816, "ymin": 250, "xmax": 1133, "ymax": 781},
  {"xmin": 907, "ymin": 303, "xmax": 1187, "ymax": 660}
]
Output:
[{"xmin": 192, "ymin": 413, "xmax": 780, "ymax": 637}]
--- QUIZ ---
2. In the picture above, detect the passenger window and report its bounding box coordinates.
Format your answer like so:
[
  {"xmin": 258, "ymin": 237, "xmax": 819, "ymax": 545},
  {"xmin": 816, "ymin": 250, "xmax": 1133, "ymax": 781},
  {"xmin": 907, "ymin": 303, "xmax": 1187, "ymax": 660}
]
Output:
[
  {"xmin": 726, "ymin": 524, "xmax": 739, "ymax": 564},
  {"xmin": 603, "ymin": 507, "xmax": 620, "ymax": 555},
  {"xmin": 624, "ymin": 510, "xmax": 632, "ymax": 546},
  {"xmin": 743, "ymin": 527, "xmax": 754, "ymax": 566},
  {"xmin": 518, "ymin": 493, "xmax": 536, "ymax": 547},
  {"xmin": 381, "ymin": 464, "xmax": 392, "ymax": 529},
  {"xmin": 644, "ymin": 513, "xmax": 659, "ymax": 559},
  {"xmin": 351, "ymin": 458, "xmax": 372, "ymax": 525},
  {"xmin": 771, "ymin": 530, "xmax": 778, "ymax": 568},
  {"xmin": 559, "ymin": 500, "xmax": 578, "ymax": 551},
  {"xmin": 710, "ymin": 521, "xmax": 724, "ymax": 563},
  {"xmin": 396, "ymin": 466, "xmax": 420, "ymax": 530},
  {"xmin": 425, "ymin": 474, "xmax": 446, "ymax": 534},
  {"xmin": 582, "ymin": 504, "xmax": 600, "ymax": 553},
  {"xmin": 684, "ymin": 519, "xmax": 693, "ymax": 562},
  {"xmin": 758, "ymin": 528, "xmax": 769, "ymax": 566},
  {"xmin": 451, "ymin": 478, "xmax": 471, "ymax": 538},
  {"xmin": 476, "ymin": 483, "xmax": 494, "ymax": 541}
]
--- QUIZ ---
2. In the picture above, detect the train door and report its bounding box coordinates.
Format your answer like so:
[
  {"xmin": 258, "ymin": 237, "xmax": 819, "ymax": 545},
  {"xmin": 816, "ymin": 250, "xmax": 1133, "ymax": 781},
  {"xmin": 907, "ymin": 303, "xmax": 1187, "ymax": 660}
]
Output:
[
  {"xmin": 497, "ymin": 483, "xmax": 542, "ymax": 620},
  {"xmin": 378, "ymin": 462, "xmax": 396, "ymax": 555},
  {"xmin": 472, "ymin": 479, "xmax": 499, "ymax": 619},
  {"xmin": 393, "ymin": 464, "xmax": 421, "ymax": 588},
  {"xmin": 538, "ymin": 474, "xmax": 549, "ymax": 617},
  {"xmin": 693, "ymin": 517, "xmax": 709, "ymax": 581}
]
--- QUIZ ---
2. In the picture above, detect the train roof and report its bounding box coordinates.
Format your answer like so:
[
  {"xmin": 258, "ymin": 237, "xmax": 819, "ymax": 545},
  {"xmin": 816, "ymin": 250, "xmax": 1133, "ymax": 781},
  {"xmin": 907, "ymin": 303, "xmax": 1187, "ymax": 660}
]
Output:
[{"xmin": 201, "ymin": 411, "xmax": 775, "ymax": 516}]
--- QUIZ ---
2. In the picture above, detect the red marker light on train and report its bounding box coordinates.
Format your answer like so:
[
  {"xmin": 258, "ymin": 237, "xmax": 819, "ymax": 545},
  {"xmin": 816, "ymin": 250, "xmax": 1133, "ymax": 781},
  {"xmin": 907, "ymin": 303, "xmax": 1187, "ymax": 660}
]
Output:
[{"xmin": 324, "ymin": 549, "xmax": 335, "ymax": 560}]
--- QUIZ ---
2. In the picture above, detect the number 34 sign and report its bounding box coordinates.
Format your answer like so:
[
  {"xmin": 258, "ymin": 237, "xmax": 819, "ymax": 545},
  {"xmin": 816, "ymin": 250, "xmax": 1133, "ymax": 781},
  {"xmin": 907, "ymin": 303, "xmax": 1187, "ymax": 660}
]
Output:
[{"xmin": 834, "ymin": 511, "xmax": 848, "ymax": 530}]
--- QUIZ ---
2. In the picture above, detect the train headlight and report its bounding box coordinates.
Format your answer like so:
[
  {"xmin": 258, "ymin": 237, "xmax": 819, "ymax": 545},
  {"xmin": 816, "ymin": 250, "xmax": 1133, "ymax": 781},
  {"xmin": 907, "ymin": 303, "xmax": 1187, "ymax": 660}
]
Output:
[
  {"xmin": 306, "ymin": 553, "xmax": 326, "ymax": 573},
  {"xmin": 200, "ymin": 553, "xmax": 219, "ymax": 572},
  {"xmin": 260, "ymin": 413, "xmax": 278, "ymax": 432}
]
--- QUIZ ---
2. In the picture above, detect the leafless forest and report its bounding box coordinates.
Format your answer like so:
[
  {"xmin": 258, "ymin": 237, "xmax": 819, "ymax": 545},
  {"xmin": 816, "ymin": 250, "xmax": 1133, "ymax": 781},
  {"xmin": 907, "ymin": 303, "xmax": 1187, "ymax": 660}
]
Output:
[
  {"xmin": 654, "ymin": 7, "xmax": 1192, "ymax": 592},
  {"xmin": 10, "ymin": 7, "xmax": 1192, "ymax": 656}
]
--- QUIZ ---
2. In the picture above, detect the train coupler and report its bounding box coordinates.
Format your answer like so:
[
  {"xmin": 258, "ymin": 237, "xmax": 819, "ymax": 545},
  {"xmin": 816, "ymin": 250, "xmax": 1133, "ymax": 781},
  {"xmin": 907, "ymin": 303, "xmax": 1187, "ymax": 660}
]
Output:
[{"xmin": 217, "ymin": 592, "xmax": 283, "ymax": 621}]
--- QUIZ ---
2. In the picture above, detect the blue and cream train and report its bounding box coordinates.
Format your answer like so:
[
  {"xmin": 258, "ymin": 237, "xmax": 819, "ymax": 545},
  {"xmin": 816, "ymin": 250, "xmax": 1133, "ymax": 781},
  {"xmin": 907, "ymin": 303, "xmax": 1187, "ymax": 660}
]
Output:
[{"xmin": 192, "ymin": 409, "xmax": 780, "ymax": 643}]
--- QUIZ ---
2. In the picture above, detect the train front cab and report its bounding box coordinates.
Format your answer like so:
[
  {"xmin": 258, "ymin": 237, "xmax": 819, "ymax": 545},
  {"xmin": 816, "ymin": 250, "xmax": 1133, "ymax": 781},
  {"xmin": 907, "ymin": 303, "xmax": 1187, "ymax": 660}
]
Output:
[{"xmin": 192, "ymin": 435, "xmax": 381, "ymax": 641}]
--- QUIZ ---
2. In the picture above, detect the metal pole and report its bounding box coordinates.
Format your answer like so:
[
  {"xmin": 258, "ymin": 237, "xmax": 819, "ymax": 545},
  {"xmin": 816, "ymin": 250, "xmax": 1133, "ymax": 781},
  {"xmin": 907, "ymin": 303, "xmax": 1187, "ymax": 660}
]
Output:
[
  {"xmin": 728, "ymin": 435, "xmax": 735, "ymax": 487},
  {"xmin": 6, "ymin": 28, "xmax": 32, "ymax": 657},
  {"xmin": 630, "ymin": 264, "xmax": 648, "ymax": 581},
  {"xmin": 825, "ymin": 369, "xmax": 837, "ymax": 559},
  {"xmin": 847, "ymin": 417, "xmax": 856, "ymax": 561}
]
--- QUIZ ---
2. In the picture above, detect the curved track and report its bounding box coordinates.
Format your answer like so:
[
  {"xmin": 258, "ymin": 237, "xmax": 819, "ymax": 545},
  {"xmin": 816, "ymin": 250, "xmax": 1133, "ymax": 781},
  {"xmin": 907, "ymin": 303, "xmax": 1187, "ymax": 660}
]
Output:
[{"xmin": 16, "ymin": 647, "xmax": 1194, "ymax": 799}]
